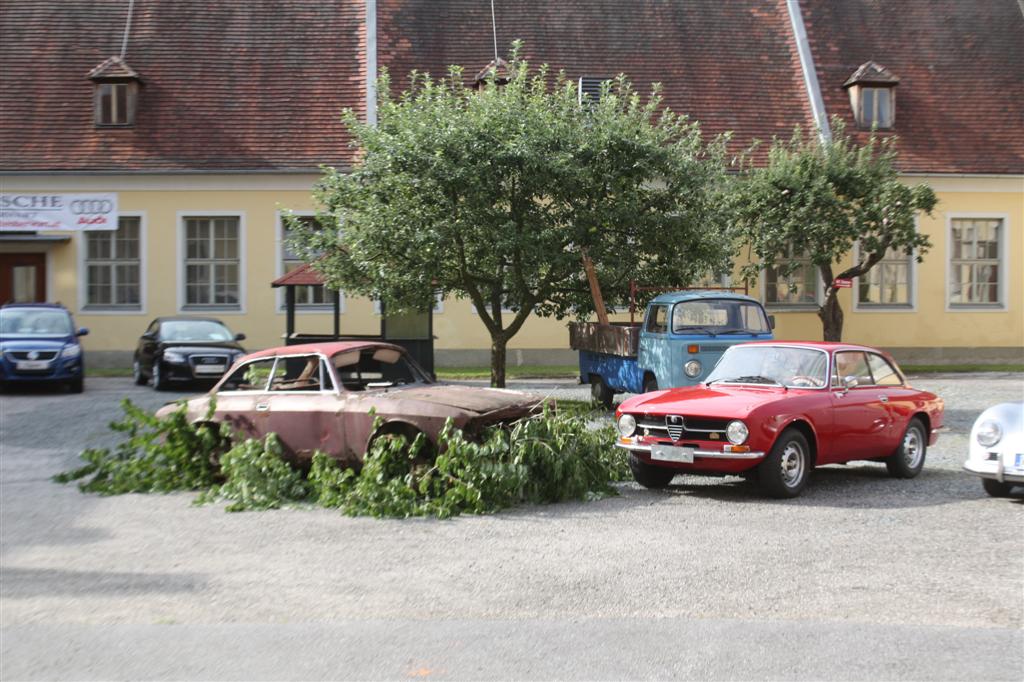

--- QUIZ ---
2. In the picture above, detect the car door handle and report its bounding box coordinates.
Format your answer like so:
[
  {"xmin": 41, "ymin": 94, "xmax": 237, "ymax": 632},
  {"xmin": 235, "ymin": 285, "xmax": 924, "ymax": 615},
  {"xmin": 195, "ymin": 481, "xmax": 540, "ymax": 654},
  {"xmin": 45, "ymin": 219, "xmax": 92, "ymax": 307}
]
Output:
[
  {"xmin": 255, "ymin": 402, "xmax": 270, "ymax": 412},
  {"xmin": 879, "ymin": 395, "xmax": 889, "ymax": 403}
]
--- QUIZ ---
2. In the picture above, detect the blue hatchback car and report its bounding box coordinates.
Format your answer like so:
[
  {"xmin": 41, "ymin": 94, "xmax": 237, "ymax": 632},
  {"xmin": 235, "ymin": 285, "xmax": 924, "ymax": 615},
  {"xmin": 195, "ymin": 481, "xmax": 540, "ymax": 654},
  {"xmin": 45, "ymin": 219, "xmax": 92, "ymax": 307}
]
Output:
[{"xmin": 0, "ymin": 303, "xmax": 89, "ymax": 392}]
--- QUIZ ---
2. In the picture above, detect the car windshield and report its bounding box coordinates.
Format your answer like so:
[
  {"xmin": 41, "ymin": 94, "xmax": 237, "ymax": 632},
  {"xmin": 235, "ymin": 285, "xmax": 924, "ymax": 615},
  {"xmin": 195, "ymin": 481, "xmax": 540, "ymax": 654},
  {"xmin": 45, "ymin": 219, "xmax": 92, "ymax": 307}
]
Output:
[
  {"xmin": 671, "ymin": 299, "xmax": 770, "ymax": 335},
  {"xmin": 706, "ymin": 345, "xmax": 828, "ymax": 388},
  {"xmin": 0, "ymin": 309, "xmax": 73, "ymax": 337},
  {"xmin": 332, "ymin": 347, "xmax": 431, "ymax": 391},
  {"xmin": 160, "ymin": 320, "xmax": 234, "ymax": 342}
]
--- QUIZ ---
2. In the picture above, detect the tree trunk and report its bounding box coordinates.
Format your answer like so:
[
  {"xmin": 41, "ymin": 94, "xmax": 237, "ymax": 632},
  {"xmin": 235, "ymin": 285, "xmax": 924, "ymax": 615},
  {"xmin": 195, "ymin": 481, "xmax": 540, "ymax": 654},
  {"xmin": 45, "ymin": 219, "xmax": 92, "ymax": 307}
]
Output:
[
  {"xmin": 490, "ymin": 334, "xmax": 508, "ymax": 388},
  {"xmin": 818, "ymin": 290, "xmax": 844, "ymax": 342}
]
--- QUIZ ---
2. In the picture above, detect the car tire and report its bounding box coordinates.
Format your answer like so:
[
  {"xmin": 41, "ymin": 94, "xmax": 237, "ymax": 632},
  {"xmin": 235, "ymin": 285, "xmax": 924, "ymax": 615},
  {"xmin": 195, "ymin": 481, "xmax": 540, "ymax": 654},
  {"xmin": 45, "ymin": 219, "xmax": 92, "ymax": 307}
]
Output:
[
  {"xmin": 885, "ymin": 418, "xmax": 927, "ymax": 479},
  {"xmin": 642, "ymin": 375, "xmax": 658, "ymax": 393},
  {"xmin": 628, "ymin": 453, "xmax": 676, "ymax": 489},
  {"xmin": 132, "ymin": 358, "xmax": 147, "ymax": 386},
  {"xmin": 590, "ymin": 376, "xmax": 614, "ymax": 410},
  {"xmin": 981, "ymin": 478, "xmax": 1015, "ymax": 498},
  {"xmin": 68, "ymin": 377, "xmax": 84, "ymax": 394},
  {"xmin": 757, "ymin": 429, "xmax": 811, "ymax": 498},
  {"xmin": 152, "ymin": 362, "xmax": 169, "ymax": 391}
]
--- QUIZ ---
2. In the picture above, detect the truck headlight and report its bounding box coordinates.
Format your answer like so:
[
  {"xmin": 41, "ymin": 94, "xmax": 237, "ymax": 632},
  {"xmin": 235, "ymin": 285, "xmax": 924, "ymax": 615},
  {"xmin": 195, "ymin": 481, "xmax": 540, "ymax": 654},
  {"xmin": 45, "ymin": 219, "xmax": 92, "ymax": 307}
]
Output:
[
  {"xmin": 976, "ymin": 420, "xmax": 1002, "ymax": 448},
  {"xmin": 61, "ymin": 344, "xmax": 81, "ymax": 359},
  {"xmin": 617, "ymin": 414, "xmax": 637, "ymax": 438},
  {"xmin": 684, "ymin": 360, "xmax": 702, "ymax": 378},
  {"xmin": 163, "ymin": 351, "xmax": 187, "ymax": 364},
  {"xmin": 726, "ymin": 420, "xmax": 748, "ymax": 445}
]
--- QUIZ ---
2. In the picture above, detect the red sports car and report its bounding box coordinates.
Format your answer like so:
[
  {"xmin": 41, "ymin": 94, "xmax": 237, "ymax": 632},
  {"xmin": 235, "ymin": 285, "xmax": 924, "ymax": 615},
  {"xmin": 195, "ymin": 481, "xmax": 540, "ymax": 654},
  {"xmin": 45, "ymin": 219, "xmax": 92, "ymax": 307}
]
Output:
[{"xmin": 615, "ymin": 342, "xmax": 944, "ymax": 498}]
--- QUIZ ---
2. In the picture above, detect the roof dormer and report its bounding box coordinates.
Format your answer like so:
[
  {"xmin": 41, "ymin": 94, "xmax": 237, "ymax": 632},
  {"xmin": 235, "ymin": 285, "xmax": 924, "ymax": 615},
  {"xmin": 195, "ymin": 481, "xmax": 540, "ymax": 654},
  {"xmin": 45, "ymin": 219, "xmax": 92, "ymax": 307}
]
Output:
[
  {"xmin": 87, "ymin": 56, "xmax": 142, "ymax": 128},
  {"xmin": 472, "ymin": 58, "xmax": 511, "ymax": 89},
  {"xmin": 843, "ymin": 61, "xmax": 898, "ymax": 130}
]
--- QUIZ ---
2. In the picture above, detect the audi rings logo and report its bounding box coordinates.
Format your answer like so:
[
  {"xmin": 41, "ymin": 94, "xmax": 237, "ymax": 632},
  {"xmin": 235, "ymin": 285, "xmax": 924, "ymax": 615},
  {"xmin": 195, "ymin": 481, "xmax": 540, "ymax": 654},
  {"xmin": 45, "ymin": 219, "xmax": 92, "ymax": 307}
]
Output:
[{"xmin": 70, "ymin": 199, "xmax": 114, "ymax": 215}]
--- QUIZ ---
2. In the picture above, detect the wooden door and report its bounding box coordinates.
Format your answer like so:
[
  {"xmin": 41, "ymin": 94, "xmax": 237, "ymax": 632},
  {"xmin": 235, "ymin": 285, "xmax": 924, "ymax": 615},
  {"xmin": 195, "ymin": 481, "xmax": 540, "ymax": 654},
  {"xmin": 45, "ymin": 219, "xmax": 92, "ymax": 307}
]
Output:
[{"xmin": 0, "ymin": 253, "xmax": 47, "ymax": 303}]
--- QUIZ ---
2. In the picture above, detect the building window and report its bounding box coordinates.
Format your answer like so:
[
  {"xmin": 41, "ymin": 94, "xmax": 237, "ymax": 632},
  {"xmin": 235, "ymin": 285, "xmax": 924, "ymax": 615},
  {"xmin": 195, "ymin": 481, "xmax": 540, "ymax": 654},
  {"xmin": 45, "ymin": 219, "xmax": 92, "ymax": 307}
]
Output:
[
  {"xmin": 281, "ymin": 216, "xmax": 330, "ymax": 308},
  {"xmin": 765, "ymin": 246, "xmax": 818, "ymax": 307},
  {"xmin": 857, "ymin": 246, "xmax": 912, "ymax": 307},
  {"xmin": 949, "ymin": 218, "xmax": 1003, "ymax": 307},
  {"xmin": 184, "ymin": 216, "xmax": 240, "ymax": 309},
  {"xmin": 84, "ymin": 217, "xmax": 141, "ymax": 309},
  {"xmin": 857, "ymin": 87, "xmax": 893, "ymax": 129},
  {"xmin": 578, "ymin": 76, "xmax": 610, "ymax": 107},
  {"xmin": 95, "ymin": 83, "xmax": 134, "ymax": 126}
]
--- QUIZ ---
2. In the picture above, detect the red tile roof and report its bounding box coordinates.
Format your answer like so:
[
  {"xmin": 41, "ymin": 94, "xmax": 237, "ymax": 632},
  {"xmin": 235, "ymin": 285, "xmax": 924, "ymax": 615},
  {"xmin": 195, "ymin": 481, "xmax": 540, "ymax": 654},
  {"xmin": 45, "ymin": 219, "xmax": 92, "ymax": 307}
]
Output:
[
  {"xmin": 0, "ymin": 0, "xmax": 365, "ymax": 173},
  {"xmin": 271, "ymin": 262, "xmax": 326, "ymax": 288},
  {"xmin": 801, "ymin": 0, "xmax": 1024, "ymax": 174},
  {"xmin": 87, "ymin": 56, "xmax": 141, "ymax": 81},
  {"xmin": 376, "ymin": 0, "xmax": 816, "ymax": 166}
]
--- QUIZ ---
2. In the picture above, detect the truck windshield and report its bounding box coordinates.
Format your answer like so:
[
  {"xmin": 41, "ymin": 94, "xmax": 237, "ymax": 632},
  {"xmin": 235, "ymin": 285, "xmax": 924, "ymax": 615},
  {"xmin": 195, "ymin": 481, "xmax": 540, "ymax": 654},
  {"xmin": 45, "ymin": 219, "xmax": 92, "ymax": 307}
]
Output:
[{"xmin": 671, "ymin": 299, "xmax": 770, "ymax": 335}]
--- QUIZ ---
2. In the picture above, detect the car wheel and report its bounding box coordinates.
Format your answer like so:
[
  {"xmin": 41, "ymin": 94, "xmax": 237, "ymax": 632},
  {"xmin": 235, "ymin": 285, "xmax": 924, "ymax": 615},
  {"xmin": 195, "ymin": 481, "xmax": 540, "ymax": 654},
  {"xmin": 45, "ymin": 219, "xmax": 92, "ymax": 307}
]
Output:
[
  {"xmin": 885, "ymin": 418, "xmax": 927, "ymax": 479},
  {"xmin": 68, "ymin": 377, "xmax": 84, "ymax": 394},
  {"xmin": 758, "ymin": 429, "xmax": 811, "ymax": 498},
  {"xmin": 132, "ymin": 358, "xmax": 147, "ymax": 386},
  {"xmin": 981, "ymin": 478, "xmax": 1015, "ymax": 498},
  {"xmin": 590, "ymin": 376, "xmax": 614, "ymax": 410},
  {"xmin": 628, "ymin": 453, "xmax": 676, "ymax": 489},
  {"xmin": 642, "ymin": 375, "xmax": 658, "ymax": 393},
  {"xmin": 152, "ymin": 362, "xmax": 169, "ymax": 391}
]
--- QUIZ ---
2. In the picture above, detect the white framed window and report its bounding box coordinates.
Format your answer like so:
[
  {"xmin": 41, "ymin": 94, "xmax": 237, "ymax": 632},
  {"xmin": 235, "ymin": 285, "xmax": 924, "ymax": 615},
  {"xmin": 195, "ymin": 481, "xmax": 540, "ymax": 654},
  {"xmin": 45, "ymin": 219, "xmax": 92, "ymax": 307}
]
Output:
[
  {"xmin": 276, "ymin": 212, "xmax": 340, "ymax": 312},
  {"xmin": 178, "ymin": 213, "xmax": 245, "ymax": 313},
  {"xmin": 94, "ymin": 82, "xmax": 138, "ymax": 127},
  {"xmin": 855, "ymin": 244, "xmax": 914, "ymax": 310},
  {"xmin": 763, "ymin": 245, "xmax": 820, "ymax": 309},
  {"xmin": 948, "ymin": 215, "xmax": 1006, "ymax": 310},
  {"xmin": 79, "ymin": 214, "xmax": 146, "ymax": 313}
]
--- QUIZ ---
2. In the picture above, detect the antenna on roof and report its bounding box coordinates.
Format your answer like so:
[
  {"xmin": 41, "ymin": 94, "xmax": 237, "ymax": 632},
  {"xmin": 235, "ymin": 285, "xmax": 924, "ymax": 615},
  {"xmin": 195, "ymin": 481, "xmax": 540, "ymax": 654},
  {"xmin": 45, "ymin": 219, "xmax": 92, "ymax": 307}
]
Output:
[
  {"xmin": 120, "ymin": 0, "xmax": 135, "ymax": 59},
  {"xmin": 491, "ymin": 0, "xmax": 499, "ymax": 62}
]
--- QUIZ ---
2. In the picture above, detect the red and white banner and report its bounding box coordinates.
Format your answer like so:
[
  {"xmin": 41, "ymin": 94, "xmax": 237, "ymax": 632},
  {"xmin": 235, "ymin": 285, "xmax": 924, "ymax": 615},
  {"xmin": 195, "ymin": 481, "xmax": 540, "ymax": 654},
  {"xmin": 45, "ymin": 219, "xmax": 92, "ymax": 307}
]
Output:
[
  {"xmin": 0, "ymin": 193, "xmax": 118, "ymax": 231},
  {"xmin": 832, "ymin": 278, "xmax": 853, "ymax": 289}
]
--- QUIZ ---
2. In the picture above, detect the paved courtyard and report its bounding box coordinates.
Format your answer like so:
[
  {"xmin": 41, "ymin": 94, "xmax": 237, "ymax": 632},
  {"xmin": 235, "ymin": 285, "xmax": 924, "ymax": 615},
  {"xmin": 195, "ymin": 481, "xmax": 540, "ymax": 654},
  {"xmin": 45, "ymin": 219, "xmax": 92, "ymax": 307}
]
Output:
[{"xmin": 1, "ymin": 374, "xmax": 1022, "ymax": 680}]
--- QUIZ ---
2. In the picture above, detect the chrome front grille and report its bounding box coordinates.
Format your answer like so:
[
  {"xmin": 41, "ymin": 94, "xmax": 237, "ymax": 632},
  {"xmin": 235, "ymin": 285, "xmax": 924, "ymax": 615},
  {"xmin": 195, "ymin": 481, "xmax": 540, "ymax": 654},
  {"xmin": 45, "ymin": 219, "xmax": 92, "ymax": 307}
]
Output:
[
  {"xmin": 665, "ymin": 415, "xmax": 685, "ymax": 441},
  {"xmin": 635, "ymin": 415, "xmax": 730, "ymax": 442}
]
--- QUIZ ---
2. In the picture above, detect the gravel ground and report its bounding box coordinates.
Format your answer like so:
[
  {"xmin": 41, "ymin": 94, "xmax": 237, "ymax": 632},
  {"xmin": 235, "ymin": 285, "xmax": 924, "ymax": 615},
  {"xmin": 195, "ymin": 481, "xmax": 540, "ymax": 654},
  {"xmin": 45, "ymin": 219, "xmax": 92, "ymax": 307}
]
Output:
[{"xmin": 1, "ymin": 374, "xmax": 1022, "ymax": 680}]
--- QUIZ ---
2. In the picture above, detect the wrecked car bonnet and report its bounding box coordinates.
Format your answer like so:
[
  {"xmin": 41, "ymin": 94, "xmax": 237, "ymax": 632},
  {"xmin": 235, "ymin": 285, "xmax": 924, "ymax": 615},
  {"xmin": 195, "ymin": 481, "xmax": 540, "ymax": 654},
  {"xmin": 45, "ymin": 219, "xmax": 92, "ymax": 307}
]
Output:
[{"xmin": 372, "ymin": 384, "xmax": 541, "ymax": 414}]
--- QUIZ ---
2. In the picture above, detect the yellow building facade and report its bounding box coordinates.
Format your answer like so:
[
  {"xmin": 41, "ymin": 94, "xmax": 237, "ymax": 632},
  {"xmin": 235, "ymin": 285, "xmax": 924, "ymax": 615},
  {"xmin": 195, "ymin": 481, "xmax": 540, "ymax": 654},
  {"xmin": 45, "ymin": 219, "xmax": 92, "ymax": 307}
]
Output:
[{"xmin": 1, "ymin": 173, "xmax": 1020, "ymax": 367}]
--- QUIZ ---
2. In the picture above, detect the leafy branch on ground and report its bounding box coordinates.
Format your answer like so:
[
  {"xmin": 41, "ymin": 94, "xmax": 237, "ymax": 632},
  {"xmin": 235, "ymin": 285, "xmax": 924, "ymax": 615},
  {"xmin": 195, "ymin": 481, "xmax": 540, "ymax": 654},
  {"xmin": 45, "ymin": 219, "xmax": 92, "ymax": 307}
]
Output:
[{"xmin": 55, "ymin": 402, "xmax": 627, "ymax": 517}]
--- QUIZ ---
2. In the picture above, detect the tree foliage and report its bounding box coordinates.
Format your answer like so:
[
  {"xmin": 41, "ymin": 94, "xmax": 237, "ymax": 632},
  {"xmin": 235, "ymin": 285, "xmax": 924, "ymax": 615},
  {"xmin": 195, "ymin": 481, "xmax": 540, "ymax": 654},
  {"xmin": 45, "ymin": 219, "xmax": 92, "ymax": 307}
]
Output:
[
  {"xmin": 730, "ymin": 119, "xmax": 937, "ymax": 341},
  {"xmin": 290, "ymin": 44, "xmax": 732, "ymax": 385}
]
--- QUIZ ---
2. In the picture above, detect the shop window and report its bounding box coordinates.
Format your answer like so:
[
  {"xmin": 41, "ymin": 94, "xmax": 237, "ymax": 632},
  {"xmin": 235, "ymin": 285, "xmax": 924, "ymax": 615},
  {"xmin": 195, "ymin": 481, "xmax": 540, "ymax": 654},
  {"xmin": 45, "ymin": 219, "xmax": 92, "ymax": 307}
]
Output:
[
  {"xmin": 84, "ymin": 217, "xmax": 141, "ymax": 309},
  {"xmin": 949, "ymin": 218, "xmax": 1004, "ymax": 308},
  {"xmin": 183, "ymin": 216, "xmax": 241, "ymax": 310}
]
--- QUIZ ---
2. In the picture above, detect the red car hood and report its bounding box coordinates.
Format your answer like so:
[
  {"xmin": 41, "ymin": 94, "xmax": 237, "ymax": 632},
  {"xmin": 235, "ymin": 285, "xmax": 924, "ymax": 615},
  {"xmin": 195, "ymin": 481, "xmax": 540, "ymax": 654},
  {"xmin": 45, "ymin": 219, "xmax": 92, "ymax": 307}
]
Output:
[{"xmin": 623, "ymin": 384, "xmax": 792, "ymax": 418}]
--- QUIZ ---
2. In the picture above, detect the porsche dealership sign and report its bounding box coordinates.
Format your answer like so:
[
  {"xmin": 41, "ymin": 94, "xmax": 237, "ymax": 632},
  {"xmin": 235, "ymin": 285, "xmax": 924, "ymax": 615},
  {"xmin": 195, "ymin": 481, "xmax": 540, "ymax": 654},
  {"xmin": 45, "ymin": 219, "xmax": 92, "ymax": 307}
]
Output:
[{"xmin": 0, "ymin": 193, "xmax": 118, "ymax": 231}]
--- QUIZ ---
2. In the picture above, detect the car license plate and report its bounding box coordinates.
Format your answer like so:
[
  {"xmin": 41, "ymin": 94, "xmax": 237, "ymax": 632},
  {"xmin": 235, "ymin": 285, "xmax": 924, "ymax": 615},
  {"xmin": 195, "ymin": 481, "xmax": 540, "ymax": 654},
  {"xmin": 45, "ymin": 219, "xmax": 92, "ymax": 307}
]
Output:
[
  {"xmin": 16, "ymin": 360, "xmax": 50, "ymax": 370},
  {"xmin": 1014, "ymin": 453, "xmax": 1024, "ymax": 470},
  {"xmin": 651, "ymin": 444, "xmax": 694, "ymax": 463},
  {"xmin": 193, "ymin": 364, "xmax": 225, "ymax": 374}
]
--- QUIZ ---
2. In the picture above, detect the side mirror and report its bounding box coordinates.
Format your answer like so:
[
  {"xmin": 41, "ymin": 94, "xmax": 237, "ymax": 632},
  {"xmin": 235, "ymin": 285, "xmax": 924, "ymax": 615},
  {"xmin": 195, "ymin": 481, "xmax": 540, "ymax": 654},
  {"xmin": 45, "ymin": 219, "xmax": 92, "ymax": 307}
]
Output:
[
  {"xmin": 235, "ymin": 332, "xmax": 247, "ymax": 341},
  {"xmin": 842, "ymin": 375, "xmax": 859, "ymax": 391},
  {"xmin": 141, "ymin": 331, "xmax": 156, "ymax": 341},
  {"xmin": 76, "ymin": 327, "xmax": 89, "ymax": 337},
  {"xmin": 767, "ymin": 315, "xmax": 776, "ymax": 330}
]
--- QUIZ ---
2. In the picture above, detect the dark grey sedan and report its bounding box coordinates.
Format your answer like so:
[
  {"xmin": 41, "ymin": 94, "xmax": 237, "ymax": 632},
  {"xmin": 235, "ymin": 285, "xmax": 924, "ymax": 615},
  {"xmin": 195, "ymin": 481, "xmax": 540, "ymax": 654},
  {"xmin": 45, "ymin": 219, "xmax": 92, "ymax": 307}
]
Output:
[{"xmin": 132, "ymin": 317, "xmax": 246, "ymax": 390}]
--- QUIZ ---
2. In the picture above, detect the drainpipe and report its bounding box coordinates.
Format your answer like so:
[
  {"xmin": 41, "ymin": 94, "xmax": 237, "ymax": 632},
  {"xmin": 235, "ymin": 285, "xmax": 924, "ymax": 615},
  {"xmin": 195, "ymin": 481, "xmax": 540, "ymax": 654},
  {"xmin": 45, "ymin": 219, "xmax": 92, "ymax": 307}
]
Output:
[
  {"xmin": 786, "ymin": 0, "xmax": 830, "ymax": 142},
  {"xmin": 366, "ymin": 0, "xmax": 377, "ymax": 127}
]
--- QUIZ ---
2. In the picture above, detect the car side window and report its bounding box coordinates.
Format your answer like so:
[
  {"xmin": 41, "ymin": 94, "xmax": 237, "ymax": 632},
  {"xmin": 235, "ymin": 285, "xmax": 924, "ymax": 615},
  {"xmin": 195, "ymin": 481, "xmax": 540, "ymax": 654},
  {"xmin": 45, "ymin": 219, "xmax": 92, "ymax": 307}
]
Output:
[
  {"xmin": 145, "ymin": 321, "xmax": 159, "ymax": 336},
  {"xmin": 219, "ymin": 358, "xmax": 276, "ymax": 392},
  {"xmin": 833, "ymin": 351, "xmax": 873, "ymax": 387},
  {"xmin": 867, "ymin": 353, "xmax": 902, "ymax": 386},
  {"xmin": 645, "ymin": 305, "xmax": 668, "ymax": 334},
  {"xmin": 269, "ymin": 355, "xmax": 325, "ymax": 392}
]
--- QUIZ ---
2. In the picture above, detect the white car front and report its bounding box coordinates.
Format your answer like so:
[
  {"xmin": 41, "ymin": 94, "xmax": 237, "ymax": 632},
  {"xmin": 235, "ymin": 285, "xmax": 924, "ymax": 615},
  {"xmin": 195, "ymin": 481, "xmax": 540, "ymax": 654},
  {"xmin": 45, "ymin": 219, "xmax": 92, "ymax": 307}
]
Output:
[{"xmin": 964, "ymin": 401, "xmax": 1024, "ymax": 497}]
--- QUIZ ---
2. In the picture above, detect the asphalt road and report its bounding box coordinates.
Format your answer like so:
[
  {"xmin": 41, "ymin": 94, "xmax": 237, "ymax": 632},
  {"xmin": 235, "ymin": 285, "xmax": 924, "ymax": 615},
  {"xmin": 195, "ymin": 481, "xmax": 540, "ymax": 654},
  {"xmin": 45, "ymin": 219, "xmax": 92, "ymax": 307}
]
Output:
[{"xmin": 1, "ymin": 374, "xmax": 1022, "ymax": 680}]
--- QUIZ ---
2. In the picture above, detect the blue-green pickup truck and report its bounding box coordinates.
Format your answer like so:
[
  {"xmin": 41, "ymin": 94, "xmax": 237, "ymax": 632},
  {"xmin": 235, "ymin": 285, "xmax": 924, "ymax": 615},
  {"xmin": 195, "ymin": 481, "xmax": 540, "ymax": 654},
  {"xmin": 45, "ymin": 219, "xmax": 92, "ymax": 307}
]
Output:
[{"xmin": 570, "ymin": 291, "xmax": 774, "ymax": 408}]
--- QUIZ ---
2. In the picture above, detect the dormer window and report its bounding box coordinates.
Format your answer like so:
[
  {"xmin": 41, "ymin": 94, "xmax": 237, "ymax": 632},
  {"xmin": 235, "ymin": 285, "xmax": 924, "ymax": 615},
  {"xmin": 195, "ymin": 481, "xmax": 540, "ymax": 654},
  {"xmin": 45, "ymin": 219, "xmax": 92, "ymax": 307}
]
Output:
[
  {"xmin": 87, "ymin": 57, "xmax": 142, "ymax": 128},
  {"xmin": 843, "ymin": 61, "xmax": 898, "ymax": 130}
]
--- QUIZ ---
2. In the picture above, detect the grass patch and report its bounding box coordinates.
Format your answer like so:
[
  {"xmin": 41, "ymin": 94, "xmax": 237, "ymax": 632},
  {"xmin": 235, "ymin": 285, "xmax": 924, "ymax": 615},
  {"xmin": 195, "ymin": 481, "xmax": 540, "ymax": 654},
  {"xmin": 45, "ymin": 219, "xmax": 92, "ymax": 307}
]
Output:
[{"xmin": 436, "ymin": 365, "xmax": 578, "ymax": 380}]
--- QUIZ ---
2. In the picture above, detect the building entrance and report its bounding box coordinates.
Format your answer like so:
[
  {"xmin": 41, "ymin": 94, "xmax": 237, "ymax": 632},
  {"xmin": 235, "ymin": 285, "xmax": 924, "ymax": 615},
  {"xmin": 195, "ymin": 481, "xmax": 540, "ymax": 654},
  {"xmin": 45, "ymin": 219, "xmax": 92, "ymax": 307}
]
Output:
[{"xmin": 0, "ymin": 253, "xmax": 46, "ymax": 303}]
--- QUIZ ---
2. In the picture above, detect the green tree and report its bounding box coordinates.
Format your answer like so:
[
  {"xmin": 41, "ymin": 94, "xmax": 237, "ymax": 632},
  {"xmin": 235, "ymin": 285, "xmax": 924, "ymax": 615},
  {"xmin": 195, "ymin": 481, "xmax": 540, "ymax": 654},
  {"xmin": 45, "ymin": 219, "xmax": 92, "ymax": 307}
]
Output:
[
  {"xmin": 732, "ymin": 120, "xmax": 937, "ymax": 342},
  {"xmin": 292, "ymin": 47, "xmax": 732, "ymax": 386}
]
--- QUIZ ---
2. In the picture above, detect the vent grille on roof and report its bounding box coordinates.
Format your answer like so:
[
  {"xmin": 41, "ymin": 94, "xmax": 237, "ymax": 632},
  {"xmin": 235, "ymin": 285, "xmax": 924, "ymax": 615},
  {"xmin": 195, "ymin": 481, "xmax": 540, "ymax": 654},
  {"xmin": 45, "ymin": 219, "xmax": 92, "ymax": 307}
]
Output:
[{"xmin": 578, "ymin": 76, "xmax": 609, "ymax": 107}]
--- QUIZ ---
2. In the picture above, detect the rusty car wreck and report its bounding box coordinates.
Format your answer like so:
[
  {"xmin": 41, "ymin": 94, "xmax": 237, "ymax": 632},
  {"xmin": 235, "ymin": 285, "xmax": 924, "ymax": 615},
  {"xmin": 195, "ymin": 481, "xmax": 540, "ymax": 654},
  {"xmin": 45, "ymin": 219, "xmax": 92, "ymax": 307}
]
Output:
[{"xmin": 156, "ymin": 341, "xmax": 544, "ymax": 466}]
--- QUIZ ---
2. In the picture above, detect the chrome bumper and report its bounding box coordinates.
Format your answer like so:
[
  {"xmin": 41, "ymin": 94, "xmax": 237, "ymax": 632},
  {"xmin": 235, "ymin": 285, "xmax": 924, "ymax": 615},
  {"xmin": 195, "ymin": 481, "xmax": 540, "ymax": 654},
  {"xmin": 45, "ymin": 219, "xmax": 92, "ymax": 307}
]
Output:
[
  {"xmin": 615, "ymin": 441, "xmax": 765, "ymax": 460},
  {"xmin": 963, "ymin": 460, "xmax": 1024, "ymax": 484}
]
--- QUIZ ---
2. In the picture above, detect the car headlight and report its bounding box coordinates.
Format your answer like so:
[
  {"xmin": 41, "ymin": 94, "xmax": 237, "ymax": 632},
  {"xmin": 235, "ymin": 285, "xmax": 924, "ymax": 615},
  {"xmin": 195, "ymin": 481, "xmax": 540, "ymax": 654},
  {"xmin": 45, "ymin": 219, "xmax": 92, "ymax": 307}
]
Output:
[
  {"xmin": 163, "ymin": 351, "xmax": 187, "ymax": 364},
  {"xmin": 976, "ymin": 420, "xmax": 1002, "ymax": 448},
  {"xmin": 684, "ymin": 360, "xmax": 702, "ymax": 378},
  {"xmin": 617, "ymin": 414, "xmax": 637, "ymax": 438},
  {"xmin": 61, "ymin": 344, "xmax": 81, "ymax": 359},
  {"xmin": 726, "ymin": 420, "xmax": 748, "ymax": 445}
]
